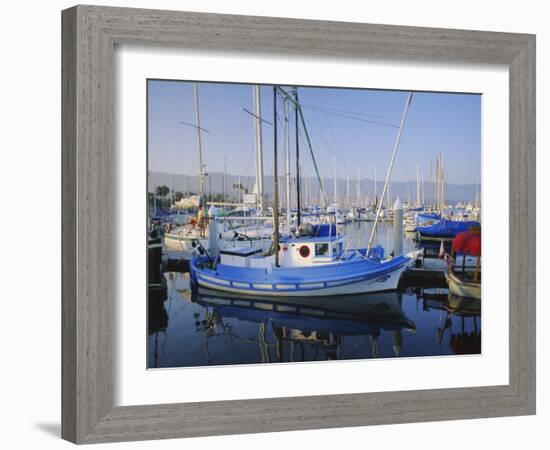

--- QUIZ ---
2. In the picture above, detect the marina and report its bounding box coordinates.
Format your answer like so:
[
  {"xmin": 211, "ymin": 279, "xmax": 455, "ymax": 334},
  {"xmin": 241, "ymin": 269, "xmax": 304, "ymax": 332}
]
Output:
[
  {"xmin": 148, "ymin": 220, "xmax": 481, "ymax": 367},
  {"xmin": 147, "ymin": 80, "xmax": 482, "ymax": 367}
]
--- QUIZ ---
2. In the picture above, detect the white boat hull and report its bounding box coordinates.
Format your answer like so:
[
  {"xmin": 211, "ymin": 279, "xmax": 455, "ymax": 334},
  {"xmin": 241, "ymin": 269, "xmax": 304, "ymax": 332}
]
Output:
[
  {"xmin": 194, "ymin": 261, "xmax": 410, "ymax": 297},
  {"xmin": 445, "ymin": 270, "xmax": 481, "ymax": 299}
]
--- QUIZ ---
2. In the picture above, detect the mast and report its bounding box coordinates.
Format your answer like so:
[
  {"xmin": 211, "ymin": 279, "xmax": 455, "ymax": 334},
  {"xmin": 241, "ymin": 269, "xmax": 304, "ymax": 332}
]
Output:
[
  {"xmin": 238, "ymin": 176, "xmax": 241, "ymax": 203},
  {"xmin": 367, "ymin": 92, "xmax": 413, "ymax": 255},
  {"xmin": 284, "ymin": 97, "xmax": 291, "ymax": 235},
  {"xmin": 434, "ymin": 155, "xmax": 441, "ymax": 212},
  {"xmin": 475, "ymin": 173, "xmax": 480, "ymax": 207},
  {"xmin": 440, "ymin": 153, "xmax": 445, "ymax": 214},
  {"xmin": 272, "ymin": 86, "xmax": 280, "ymax": 266},
  {"xmin": 294, "ymin": 88, "xmax": 301, "ymax": 226},
  {"xmin": 421, "ymin": 171, "xmax": 424, "ymax": 206},
  {"xmin": 430, "ymin": 159, "xmax": 433, "ymax": 209},
  {"xmin": 357, "ymin": 166, "xmax": 361, "ymax": 206},
  {"xmin": 333, "ymin": 156, "xmax": 337, "ymax": 204},
  {"xmin": 346, "ymin": 173, "xmax": 349, "ymax": 208},
  {"xmin": 416, "ymin": 162, "xmax": 420, "ymax": 207},
  {"xmin": 373, "ymin": 166, "xmax": 377, "ymax": 208},
  {"xmin": 253, "ymin": 85, "xmax": 265, "ymax": 211},
  {"xmin": 223, "ymin": 154, "xmax": 227, "ymax": 204},
  {"xmin": 193, "ymin": 83, "xmax": 205, "ymax": 196}
]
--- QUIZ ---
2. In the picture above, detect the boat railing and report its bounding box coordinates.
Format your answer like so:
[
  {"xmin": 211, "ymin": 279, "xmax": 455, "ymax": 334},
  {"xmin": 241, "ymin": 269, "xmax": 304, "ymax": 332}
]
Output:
[{"xmin": 339, "ymin": 249, "xmax": 365, "ymax": 261}]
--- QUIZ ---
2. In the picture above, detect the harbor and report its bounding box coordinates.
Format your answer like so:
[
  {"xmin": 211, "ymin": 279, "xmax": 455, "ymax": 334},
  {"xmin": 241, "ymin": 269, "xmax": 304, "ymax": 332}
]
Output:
[
  {"xmin": 148, "ymin": 217, "xmax": 481, "ymax": 367},
  {"xmin": 147, "ymin": 80, "xmax": 482, "ymax": 367}
]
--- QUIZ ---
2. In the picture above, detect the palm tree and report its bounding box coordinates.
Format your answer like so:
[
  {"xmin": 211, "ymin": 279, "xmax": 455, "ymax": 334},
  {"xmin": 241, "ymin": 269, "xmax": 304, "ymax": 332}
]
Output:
[{"xmin": 155, "ymin": 185, "xmax": 170, "ymax": 198}]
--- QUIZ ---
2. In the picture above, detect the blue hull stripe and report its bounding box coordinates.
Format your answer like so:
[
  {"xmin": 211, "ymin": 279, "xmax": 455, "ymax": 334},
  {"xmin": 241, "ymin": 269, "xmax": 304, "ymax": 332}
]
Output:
[{"xmin": 192, "ymin": 260, "xmax": 409, "ymax": 293}]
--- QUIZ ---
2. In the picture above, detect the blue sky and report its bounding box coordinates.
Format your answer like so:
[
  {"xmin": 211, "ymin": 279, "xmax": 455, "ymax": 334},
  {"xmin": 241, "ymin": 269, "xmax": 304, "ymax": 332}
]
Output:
[{"xmin": 148, "ymin": 80, "xmax": 481, "ymax": 185}]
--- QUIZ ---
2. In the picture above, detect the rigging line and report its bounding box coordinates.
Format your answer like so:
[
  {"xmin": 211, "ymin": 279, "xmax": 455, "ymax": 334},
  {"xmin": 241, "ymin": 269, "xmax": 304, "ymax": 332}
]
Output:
[
  {"xmin": 297, "ymin": 106, "xmax": 329, "ymax": 208},
  {"xmin": 277, "ymin": 87, "xmax": 328, "ymax": 207},
  {"xmin": 297, "ymin": 125, "xmax": 327, "ymax": 190},
  {"xmin": 321, "ymin": 102, "xmax": 351, "ymax": 174},
  {"xmin": 303, "ymin": 90, "xmax": 349, "ymax": 176},
  {"xmin": 299, "ymin": 103, "xmax": 398, "ymax": 121},
  {"xmin": 304, "ymin": 91, "xmax": 351, "ymax": 171},
  {"xmin": 300, "ymin": 107, "xmax": 400, "ymax": 129}
]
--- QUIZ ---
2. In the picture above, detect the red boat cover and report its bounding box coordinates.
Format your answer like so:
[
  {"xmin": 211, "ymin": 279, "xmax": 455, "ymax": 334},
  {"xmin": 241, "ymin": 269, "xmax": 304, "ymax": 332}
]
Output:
[{"xmin": 452, "ymin": 230, "xmax": 481, "ymax": 256}]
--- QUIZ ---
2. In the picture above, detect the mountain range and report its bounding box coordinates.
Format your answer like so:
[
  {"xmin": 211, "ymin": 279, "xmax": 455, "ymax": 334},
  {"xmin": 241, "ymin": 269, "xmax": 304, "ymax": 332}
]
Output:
[{"xmin": 149, "ymin": 171, "xmax": 480, "ymax": 205}]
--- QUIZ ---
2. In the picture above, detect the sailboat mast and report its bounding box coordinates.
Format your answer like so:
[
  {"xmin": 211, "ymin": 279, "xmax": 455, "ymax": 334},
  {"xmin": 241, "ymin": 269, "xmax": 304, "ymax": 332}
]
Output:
[
  {"xmin": 294, "ymin": 88, "xmax": 301, "ymax": 227},
  {"xmin": 284, "ymin": 97, "xmax": 291, "ymax": 236},
  {"xmin": 421, "ymin": 171, "xmax": 424, "ymax": 206},
  {"xmin": 333, "ymin": 156, "xmax": 337, "ymax": 204},
  {"xmin": 253, "ymin": 85, "xmax": 265, "ymax": 211},
  {"xmin": 475, "ymin": 173, "xmax": 480, "ymax": 207},
  {"xmin": 367, "ymin": 92, "xmax": 413, "ymax": 255},
  {"xmin": 357, "ymin": 166, "xmax": 361, "ymax": 206},
  {"xmin": 346, "ymin": 173, "xmax": 349, "ymax": 208},
  {"xmin": 273, "ymin": 86, "xmax": 280, "ymax": 266},
  {"xmin": 416, "ymin": 163, "xmax": 420, "ymax": 207},
  {"xmin": 193, "ymin": 83, "xmax": 205, "ymax": 196},
  {"xmin": 430, "ymin": 159, "xmax": 433, "ymax": 209},
  {"xmin": 442, "ymin": 154, "xmax": 445, "ymax": 213},
  {"xmin": 223, "ymin": 154, "xmax": 227, "ymax": 204},
  {"xmin": 374, "ymin": 166, "xmax": 377, "ymax": 208}
]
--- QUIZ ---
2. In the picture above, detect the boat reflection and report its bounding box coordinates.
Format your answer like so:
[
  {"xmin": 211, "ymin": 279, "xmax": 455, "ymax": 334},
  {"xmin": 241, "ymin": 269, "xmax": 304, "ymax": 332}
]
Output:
[
  {"xmin": 410, "ymin": 288, "xmax": 481, "ymax": 355},
  {"xmin": 148, "ymin": 286, "xmax": 168, "ymax": 368},
  {"xmin": 190, "ymin": 288, "xmax": 416, "ymax": 364}
]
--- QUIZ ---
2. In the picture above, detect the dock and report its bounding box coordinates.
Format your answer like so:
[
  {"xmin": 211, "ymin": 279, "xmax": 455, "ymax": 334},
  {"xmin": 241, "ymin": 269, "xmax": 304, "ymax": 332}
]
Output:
[{"xmin": 163, "ymin": 250, "xmax": 191, "ymax": 272}]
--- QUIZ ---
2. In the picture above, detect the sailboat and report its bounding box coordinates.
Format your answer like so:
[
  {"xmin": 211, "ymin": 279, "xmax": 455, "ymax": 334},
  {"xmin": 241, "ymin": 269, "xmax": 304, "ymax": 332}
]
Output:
[
  {"xmin": 190, "ymin": 221, "xmax": 416, "ymax": 296},
  {"xmin": 164, "ymin": 83, "xmax": 215, "ymax": 253},
  {"xmin": 190, "ymin": 88, "xmax": 418, "ymax": 297},
  {"xmin": 164, "ymin": 84, "xmax": 271, "ymax": 256},
  {"xmin": 444, "ymin": 229, "xmax": 481, "ymax": 299}
]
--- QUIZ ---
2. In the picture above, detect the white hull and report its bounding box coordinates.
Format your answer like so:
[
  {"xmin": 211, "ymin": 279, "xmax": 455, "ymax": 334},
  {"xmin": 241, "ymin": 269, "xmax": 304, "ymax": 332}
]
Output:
[
  {"xmin": 194, "ymin": 262, "xmax": 410, "ymax": 297},
  {"xmin": 164, "ymin": 234, "xmax": 272, "ymax": 256},
  {"xmin": 164, "ymin": 235, "xmax": 205, "ymax": 253},
  {"xmin": 445, "ymin": 270, "xmax": 481, "ymax": 299}
]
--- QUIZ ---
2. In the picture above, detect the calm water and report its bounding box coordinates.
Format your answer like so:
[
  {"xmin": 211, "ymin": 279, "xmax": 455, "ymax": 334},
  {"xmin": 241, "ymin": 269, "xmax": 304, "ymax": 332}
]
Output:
[{"xmin": 147, "ymin": 222, "xmax": 481, "ymax": 368}]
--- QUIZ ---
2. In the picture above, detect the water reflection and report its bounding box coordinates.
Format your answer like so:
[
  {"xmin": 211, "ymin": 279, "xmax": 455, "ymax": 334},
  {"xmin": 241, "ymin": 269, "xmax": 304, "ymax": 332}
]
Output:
[
  {"xmin": 192, "ymin": 288, "xmax": 416, "ymax": 364},
  {"xmin": 409, "ymin": 288, "xmax": 481, "ymax": 355},
  {"xmin": 147, "ymin": 273, "xmax": 481, "ymax": 368}
]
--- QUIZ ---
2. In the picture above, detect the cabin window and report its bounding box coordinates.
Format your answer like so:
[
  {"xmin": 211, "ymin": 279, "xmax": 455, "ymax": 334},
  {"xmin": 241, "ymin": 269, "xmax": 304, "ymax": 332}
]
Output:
[{"xmin": 315, "ymin": 243, "xmax": 329, "ymax": 256}]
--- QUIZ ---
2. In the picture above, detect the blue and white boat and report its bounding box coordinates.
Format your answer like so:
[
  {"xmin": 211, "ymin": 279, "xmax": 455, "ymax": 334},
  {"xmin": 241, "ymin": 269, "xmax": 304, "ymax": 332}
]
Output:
[
  {"xmin": 191, "ymin": 87, "xmax": 418, "ymax": 298},
  {"xmin": 190, "ymin": 224, "xmax": 417, "ymax": 297}
]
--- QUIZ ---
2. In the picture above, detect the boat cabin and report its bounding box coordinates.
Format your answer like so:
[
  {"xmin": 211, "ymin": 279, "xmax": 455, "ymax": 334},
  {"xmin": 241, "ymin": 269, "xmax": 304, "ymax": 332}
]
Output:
[
  {"xmin": 278, "ymin": 226, "xmax": 344, "ymax": 267},
  {"xmin": 218, "ymin": 223, "xmax": 345, "ymax": 269}
]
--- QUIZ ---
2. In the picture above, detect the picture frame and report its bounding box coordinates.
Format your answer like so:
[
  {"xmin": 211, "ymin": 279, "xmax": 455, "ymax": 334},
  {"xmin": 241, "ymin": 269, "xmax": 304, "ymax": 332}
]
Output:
[{"xmin": 61, "ymin": 4, "xmax": 536, "ymax": 444}]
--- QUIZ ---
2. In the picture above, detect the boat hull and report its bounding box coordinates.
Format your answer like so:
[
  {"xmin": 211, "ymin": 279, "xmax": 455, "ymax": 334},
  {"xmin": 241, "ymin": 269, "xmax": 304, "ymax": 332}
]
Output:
[
  {"xmin": 164, "ymin": 234, "xmax": 205, "ymax": 252},
  {"xmin": 445, "ymin": 269, "xmax": 481, "ymax": 299},
  {"xmin": 191, "ymin": 255, "xmax": 414, "ymax": 297}
]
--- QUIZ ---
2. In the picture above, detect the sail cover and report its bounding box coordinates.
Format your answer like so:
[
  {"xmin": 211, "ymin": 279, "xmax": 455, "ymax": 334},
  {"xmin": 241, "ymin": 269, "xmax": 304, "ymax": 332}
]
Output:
[
  {"xmin": 452, "ymin": 230, "xmax": 481, "ymax": 256},
  {"xmin": 417, "ymin": 219, "xmax": 480, "ymax": 238}
]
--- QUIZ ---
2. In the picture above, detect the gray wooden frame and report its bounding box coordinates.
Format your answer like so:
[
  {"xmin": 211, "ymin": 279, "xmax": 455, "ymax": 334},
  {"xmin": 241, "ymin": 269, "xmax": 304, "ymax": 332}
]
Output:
[{"xmin": 62, "ymin": 4, "xmax": 536, "ymax": 444}]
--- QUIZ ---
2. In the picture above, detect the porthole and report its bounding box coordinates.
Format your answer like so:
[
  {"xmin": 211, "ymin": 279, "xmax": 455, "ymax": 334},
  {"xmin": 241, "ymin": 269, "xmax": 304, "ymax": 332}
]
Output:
[{"xmin": 299, "ymin": 245, "xmax": 310, "ymax": 258}]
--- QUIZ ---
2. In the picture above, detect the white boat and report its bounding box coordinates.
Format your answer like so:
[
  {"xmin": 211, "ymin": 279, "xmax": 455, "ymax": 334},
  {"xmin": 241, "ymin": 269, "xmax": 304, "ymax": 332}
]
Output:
[
  {"xmin": 445, "ymin": 269, "xmax": 481, "ymax": 299},
  {"xmin": 191, "ymin": 223, "xmax": 418, "ymax": 297},
  {"xmin": 444, "ymin": 229, "xmax": 481, "ymax": 299},
  {"xmin": 191, "ymin": 87, "xmax": 417, "ymax": 298}
]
